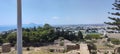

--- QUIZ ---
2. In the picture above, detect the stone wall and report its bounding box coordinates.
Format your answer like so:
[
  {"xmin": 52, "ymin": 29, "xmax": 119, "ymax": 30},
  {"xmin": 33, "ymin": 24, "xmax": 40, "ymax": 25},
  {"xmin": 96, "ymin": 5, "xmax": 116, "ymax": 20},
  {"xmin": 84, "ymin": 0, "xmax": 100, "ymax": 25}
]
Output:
[
  {"xmin": 2, "ymin": 43, "xmax": 11, "ymax": 53},
  {"xmin": 49, "ymin": 48, "xmax": 65, "ymax": 53},
  {"xmin": 65, "ymin": 44, "xmax": 80, "ymax": 51}
]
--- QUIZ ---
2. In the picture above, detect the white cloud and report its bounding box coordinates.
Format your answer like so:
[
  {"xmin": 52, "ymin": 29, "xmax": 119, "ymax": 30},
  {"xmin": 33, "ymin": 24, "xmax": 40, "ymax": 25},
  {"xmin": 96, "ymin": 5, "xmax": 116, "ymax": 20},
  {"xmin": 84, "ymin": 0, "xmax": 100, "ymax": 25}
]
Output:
[{"xmin": 52, "ymin": 16, "xmax": 59, "ymax": 20}]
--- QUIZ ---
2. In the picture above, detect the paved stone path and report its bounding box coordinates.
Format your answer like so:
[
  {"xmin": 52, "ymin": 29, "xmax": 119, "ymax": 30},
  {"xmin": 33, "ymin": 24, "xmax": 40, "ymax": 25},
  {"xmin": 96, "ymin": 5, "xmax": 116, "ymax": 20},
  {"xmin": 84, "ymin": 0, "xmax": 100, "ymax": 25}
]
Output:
[{"xmin": 80, "ymin": 43, "xmax": 90, "ymax": 54}]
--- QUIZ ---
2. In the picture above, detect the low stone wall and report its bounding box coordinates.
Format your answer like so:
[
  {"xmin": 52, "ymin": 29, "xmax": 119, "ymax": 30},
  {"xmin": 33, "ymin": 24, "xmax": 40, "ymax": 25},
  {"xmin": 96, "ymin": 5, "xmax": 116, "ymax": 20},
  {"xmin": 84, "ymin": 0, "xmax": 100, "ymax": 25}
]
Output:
[
  {"xmin": 65, "ymin": 44, "xmax": 80, "ymax": 51},
  {"xmin": 49, "ymin": 48, "xmax": 65, "ymax": 53},
  {"xmin": 2, "ymin": 43, "xmax": 11, "ymax": 53}
]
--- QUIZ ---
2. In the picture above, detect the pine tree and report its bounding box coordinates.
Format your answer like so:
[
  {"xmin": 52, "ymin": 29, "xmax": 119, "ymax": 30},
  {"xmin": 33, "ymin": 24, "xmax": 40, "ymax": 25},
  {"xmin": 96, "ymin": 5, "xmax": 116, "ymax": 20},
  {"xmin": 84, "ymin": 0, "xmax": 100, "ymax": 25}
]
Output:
[{"xmin": 105, "ymin": 0, "xmax": 120, "ymax": 30}]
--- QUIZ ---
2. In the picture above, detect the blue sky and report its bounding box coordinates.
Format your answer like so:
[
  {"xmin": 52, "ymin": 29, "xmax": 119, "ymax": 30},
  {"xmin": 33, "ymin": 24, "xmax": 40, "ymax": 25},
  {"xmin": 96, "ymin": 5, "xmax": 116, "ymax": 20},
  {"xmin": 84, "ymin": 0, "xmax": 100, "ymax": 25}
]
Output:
[{"xmin": 0, "ymin": 0, "xmax": 114, "ymax": 25}]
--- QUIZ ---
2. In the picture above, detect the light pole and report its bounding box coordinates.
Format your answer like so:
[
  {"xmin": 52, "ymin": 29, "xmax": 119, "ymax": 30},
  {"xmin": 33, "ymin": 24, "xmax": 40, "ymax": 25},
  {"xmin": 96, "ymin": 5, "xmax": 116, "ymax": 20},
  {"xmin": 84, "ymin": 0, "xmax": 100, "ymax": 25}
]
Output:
[{"xmin": 17, "ymin": 0, "xmax": 22, "ymax": 54}]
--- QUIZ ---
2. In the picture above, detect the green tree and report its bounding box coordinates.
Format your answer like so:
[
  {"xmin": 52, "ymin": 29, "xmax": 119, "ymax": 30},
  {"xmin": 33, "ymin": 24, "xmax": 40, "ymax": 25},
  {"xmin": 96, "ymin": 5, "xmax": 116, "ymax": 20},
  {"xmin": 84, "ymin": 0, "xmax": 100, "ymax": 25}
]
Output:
[
  {"xmin": 43, "ymin": 24, "xmax": 52, "ymax": 30},
  {"xmin": 0, "ymin": 36, "xmax": 4, "ymax": 45},
  {"xmin": 105, "ymin": 0, "xmax": 120, "ymax": 30},
  {"xmin": 1, "ymin": 24, "xmax": 84, "ymax": 47},
  {"xmin": 6, "ymin": 32, "xmax": 16, "ymax": 46},
  {"xmin": 78, "ymin": 31, "xmax": 83, "ymax": 40},
  {"xmin": 22, "ymin": 31, "xmax": 30, "ymax": 46}
]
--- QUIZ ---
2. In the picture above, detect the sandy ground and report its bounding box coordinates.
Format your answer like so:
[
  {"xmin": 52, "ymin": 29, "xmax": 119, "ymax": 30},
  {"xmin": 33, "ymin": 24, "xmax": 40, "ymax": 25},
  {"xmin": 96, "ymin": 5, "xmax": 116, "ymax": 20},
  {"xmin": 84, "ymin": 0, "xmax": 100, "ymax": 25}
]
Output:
[{"xmin": 1, "ymin": 46, "xmax": 64, "ymax": 54}]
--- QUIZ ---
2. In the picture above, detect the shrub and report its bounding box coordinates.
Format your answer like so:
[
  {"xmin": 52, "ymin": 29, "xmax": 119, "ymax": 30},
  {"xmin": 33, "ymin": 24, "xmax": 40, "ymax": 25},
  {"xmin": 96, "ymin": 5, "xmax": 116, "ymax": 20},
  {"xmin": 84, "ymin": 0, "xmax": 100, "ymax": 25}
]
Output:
[
  {"xmin": 87, "ymin": 42, "xmax": 97, "ymax": 50},
  {"xmin": 85, "ymin": 34, "xmax": 101, "ymax": 40},
  {"xmin": 110, "ymin": 38, "xmax": 120, "ymax": 45},
  {"xmin": 26, "ymin": 47, "xmax": 30, "ymax": 51},
  {"xmin": 59, "ymin": 41, "xmax": 64, "ymax": 46},
  {"xmin": 112, "ymin": 52, "xmax": 115, "ymax": 54},
  {"xmin": 91, "ymin": 51, "xmax": 97, "ymax": 54},
  {"xmin": 49, "ymin": 48, "xmax": 54, "ymax": 52}
]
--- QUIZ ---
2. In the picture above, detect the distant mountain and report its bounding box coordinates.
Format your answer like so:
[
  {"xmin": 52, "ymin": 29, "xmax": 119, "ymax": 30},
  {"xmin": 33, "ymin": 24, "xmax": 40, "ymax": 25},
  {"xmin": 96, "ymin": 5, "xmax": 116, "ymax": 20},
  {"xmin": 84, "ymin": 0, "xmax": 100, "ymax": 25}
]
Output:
[
  {"xmin": 23, "ymin": 23, "xmax": 43, "ymax": 28},
  {"xmin": 0, "ymin": 23, "xmax": 43, "ymax": 32}
]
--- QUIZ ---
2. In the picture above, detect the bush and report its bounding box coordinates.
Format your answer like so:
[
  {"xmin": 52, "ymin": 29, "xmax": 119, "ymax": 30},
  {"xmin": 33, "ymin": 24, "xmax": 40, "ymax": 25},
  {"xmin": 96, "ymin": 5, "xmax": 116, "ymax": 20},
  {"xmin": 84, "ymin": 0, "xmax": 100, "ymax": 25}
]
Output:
[
  {"xmin": 110, "ymin": 38, "xmax": 120, "ymax": 45},
  {"xmin": 104, "ymin": 51, "xmax": 109, "ymax": 54},
  {"xmin": 59, "ymin": 41, "xmax": 64, "ymax": 46},
  {"xmin": 49, "ymin": 49, "xmax": 54, "ymax": 52},
  {"xmin": 85, "ymin": 34, "xmax": 101, "ymax": 40},
  {"xmin": 63, "ymin": 49, "xmax": 67, "ymax": 53},
  {"xmin": 26, "ymin": 47, "xmax": 30, "ymax": 51},
  {"xmin": 112, "ymin": 52, "xmax": 115, "ymax": 54},
  {"xmin": 91, "ymin": 51, "xmax": 97, "ymax": 54},
  {"xmin": 87, "ymin": 42, "xmax": 97, "ymax": 50}
]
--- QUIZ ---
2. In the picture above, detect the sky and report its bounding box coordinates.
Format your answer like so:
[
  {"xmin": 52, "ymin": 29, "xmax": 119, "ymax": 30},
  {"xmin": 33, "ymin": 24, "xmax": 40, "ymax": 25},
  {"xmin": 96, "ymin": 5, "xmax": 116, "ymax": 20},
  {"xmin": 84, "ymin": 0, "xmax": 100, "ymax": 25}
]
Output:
[{"xmin": 0, "ymin": 0, "xmax": 115, "ymax": 25}]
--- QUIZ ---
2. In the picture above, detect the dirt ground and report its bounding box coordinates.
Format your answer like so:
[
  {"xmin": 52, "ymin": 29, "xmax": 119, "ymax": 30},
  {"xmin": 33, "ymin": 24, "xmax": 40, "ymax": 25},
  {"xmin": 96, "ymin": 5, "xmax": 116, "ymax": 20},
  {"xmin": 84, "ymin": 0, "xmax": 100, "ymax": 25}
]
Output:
[{"xmin": 1, "ymin": 46, "xmax": 64, "ymax": 54}]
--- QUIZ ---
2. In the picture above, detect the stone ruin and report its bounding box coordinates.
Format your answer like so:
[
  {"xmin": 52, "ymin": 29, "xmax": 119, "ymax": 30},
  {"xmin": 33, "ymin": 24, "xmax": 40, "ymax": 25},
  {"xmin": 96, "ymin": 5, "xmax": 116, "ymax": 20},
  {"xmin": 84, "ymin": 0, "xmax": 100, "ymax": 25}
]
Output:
[
  {"xmin": 48, "ymin": 43, "xmax": 80, "ymax": 53},
  {"xmin": 64, "ymin": 43, "xmax": 80, "ymax": 51},
  {"xmin": 49, "ymin": 48, "xmax": 65, "ymax": 53},
  {"xmin": 54, "ymin": 39, "xmax": 81, "ymax": 53},
  {"xmin": 54, "ymin": 39, "xmax": 73, "ymax": 46},
  {"xmin": 2, "ymin": 43, "xmax": 11, "ymax": 53}
]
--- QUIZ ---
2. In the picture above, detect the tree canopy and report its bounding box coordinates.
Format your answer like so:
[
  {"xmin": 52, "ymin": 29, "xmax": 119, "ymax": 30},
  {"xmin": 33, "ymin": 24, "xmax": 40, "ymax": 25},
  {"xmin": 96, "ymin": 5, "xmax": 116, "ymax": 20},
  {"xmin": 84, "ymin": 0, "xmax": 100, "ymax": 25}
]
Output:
[
  {"xmin": 105, "ymin": 0, "xmax": 120, "ymax": 30},
  {"xmin": 0, "ymin": 24, "xmax": 83, "ymax": 47}
]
